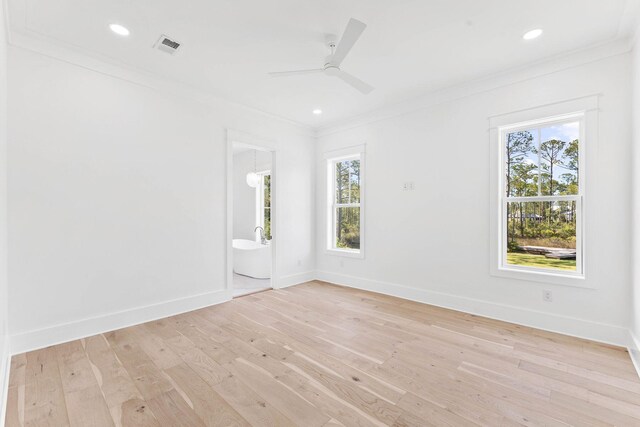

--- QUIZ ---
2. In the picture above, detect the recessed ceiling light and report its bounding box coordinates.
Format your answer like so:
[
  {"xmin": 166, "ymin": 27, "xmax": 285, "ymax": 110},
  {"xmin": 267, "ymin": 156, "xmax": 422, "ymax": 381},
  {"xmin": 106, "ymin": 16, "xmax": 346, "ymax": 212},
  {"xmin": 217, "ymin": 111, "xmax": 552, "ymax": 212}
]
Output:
[
  {"xmin": 109, "ymin": 24, "xmax": 130, "ymax": 37},
  {"xmin": 523, "ymin": 29, "xmax": 543, "ymax": 40},
  {"xmin": 313, "ymin": 109, "xmax": 323, "ymax": 115}
]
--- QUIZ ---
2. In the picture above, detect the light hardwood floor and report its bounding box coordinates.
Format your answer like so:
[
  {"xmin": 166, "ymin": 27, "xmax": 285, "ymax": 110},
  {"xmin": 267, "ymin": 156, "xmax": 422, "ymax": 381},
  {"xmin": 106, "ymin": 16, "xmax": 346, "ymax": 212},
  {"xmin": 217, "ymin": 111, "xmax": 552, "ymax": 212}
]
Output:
[{"xmin": 5, "ymin": 281, "xmax": 640, "ymax": 426}]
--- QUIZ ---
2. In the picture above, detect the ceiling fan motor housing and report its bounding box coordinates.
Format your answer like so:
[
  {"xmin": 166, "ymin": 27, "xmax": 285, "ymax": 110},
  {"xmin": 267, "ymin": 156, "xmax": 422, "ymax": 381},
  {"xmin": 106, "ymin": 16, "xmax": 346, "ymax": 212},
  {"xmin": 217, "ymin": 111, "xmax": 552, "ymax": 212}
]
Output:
[{"xmin": 324, "ymin": 64, "xmax": 341, "ymax": 76}]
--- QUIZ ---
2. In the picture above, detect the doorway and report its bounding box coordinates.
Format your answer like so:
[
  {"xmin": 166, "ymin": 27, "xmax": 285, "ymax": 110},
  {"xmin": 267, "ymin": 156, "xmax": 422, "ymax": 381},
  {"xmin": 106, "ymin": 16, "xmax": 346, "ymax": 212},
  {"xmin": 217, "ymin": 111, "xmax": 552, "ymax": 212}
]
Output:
[{"xmin": 227, "ymin": 131, "xmax": 277, "ymax": 298}]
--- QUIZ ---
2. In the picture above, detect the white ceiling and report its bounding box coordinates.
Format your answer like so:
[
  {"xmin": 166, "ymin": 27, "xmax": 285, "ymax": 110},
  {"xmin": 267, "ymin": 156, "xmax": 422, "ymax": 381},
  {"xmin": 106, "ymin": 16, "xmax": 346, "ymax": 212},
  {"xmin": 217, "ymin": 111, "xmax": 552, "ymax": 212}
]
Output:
[{"xmin": 7, "ymin": 0, "xmax": 638, "ymax": 128}]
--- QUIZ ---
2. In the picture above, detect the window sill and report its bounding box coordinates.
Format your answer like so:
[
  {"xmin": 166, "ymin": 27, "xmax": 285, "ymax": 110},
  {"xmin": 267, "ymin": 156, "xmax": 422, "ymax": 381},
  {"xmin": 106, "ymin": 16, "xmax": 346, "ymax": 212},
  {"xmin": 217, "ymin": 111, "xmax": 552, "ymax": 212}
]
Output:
[
  {"xmin": 325, "ymin": 248, "xmax": 364, "ymax": 259},
  {"xmin": 491, "ymin": 265, "xmax": 591, "ymax": 288}
]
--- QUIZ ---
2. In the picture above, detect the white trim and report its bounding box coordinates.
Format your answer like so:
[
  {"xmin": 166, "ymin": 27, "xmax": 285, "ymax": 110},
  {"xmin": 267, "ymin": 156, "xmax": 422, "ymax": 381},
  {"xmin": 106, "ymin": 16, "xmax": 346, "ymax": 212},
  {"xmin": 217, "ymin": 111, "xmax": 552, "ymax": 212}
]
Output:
[
  {"xmin": 0, "ymin": 335, "xmax": 10, "ymax": 427},
  {"xmin": 325, "ymin": 247, "xmax": 364, "ymax": 259},
  {"xmin": 317, "ymin": 39, "xmax": 630, "ymax": 137},
  {"xmin": 628, "ymin": 331, "xmax": 640, "ymax": 379},
  {"xmin": 2, "ymin": 4, "xmax": 631, "ymax": 137},
  {"xmin": 10, "ymin": 290, "xmax": 230, "ymax": 355},
  {"xmin": 489, "ymin": 96, "xmax": 598, "ymax": 287},
  {"xmin": 325, "ymin": 145, "xmax": 366, "ymax": 259},
  {"xmin": 5, "ymin": 29, "xmax": 315, "ymax": 136},
  {"xmin": 226, "ymin": 134, "xmax": 235, "ymax": 295},
  {"xmin": 316, "ymin": 270, "xmax": 630, "ymax": 347},
  {"xmin": 227, "ymin": 130, "xmax": 278, "ymax": 151},
  {"xmin": 255, "ymin": 170, "xmax": 272, "ymax": 242},
  {"xmin": 274, "ymin": 271, "xmax": 316, "ymax": 289},
  {"xmin": 502, "ymin": 195, "xmax": 580, "ymax": 203},
  {"xmin": 489, "ymin": 97, "xmax": 599, "ymax": 128},
  {"xmin": 322, "ymin": 144, "xmax": 366, "ymax": 160},
  {"xmin": 226, "ymin": 129, "xmax": 278, "ymax": 295}
]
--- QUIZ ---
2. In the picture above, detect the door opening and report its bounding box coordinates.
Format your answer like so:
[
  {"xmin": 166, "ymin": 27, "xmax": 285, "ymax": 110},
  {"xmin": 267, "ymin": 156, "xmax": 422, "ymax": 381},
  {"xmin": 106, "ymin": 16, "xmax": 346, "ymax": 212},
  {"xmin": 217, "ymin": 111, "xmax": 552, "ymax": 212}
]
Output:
[{"xmin": 227, "ymin": 136, "xmax": 276, "ymax": 298}]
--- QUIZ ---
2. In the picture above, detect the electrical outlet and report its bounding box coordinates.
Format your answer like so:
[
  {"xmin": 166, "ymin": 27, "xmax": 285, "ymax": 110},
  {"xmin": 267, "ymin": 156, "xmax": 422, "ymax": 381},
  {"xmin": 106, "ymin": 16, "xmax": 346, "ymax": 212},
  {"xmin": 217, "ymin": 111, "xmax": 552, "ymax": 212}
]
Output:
[
  {"xmin": 340, "ymin": 260, "xmax": 344, "ymax": 268},
  {"xmin": 297, "ymin": 259, "xmax": 302, "ymax": 267},
  {"xmin": 402, "ymin": 182, "xmax": 415, "ymax": 191},
  {"xmin": 543, "ymin": 290, "xmax": 553, "ymax": 302}
]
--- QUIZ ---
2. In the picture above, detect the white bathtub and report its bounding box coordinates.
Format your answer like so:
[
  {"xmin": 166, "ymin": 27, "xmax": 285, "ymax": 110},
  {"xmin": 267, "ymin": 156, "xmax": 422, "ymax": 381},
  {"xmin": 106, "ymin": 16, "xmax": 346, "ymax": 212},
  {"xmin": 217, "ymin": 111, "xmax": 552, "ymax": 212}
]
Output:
[{"xmin": 233, "ymin": 239, "xmax": 271, "ymax": 279}]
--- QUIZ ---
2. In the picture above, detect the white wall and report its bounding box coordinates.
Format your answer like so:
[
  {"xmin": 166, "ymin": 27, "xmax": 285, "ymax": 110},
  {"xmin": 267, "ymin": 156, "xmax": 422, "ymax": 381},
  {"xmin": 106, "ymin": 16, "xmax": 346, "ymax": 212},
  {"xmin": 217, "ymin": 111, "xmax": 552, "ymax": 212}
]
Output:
[
  {"xmin": 316, "ymin": 51, "xmax": 632, "ymax": 346},
  {"xmin": 0, "ymin": 0, "xmax": 9, "ymax": 420},
  {"xmin": 233, "ymin": 149, "xmax": 272, "ymax": 241},
  {"xmin": 631, "ymin": 33, "xmax": 640, "ymax": 356},
  {"xmin": 7, "ymin": 46, "xmax": 315, "ymax": 352}
]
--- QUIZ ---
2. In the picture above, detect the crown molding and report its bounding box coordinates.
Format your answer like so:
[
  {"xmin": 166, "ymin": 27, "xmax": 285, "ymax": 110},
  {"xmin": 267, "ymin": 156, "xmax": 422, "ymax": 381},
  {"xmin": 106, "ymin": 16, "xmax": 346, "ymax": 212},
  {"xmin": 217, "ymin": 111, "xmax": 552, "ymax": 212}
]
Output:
[
  {"xmin": 316, "ymin": 37, "xmax": 634, "ymax": 138},
  {"xmin": 4, "ymin": 24, "xmax": 315, "ymax": 138},
  {"xmin": 4, "ymin": 0, "xmax": 638, "ymax": 141}
]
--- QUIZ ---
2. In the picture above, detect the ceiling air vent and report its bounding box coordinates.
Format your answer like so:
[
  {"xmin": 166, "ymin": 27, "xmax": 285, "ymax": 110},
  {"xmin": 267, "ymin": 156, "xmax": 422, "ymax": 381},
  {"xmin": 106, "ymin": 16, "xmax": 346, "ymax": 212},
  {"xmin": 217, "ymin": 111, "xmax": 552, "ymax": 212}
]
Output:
[{"xmin": 154, "ymin": 35, "xmax": 181, "ymax": 55}]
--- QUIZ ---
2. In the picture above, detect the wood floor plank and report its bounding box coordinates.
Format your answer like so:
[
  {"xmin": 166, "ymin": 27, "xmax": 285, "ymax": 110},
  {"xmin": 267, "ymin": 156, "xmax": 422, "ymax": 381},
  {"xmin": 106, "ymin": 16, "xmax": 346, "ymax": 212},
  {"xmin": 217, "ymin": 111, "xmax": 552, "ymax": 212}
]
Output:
[
  {"xmin": 163, "ymin": 363, "xmax": 250, "ymax": 426},
  {"xmin": 396, "ymin": 392, "xmax": 480, "ymax": 427},
  {"xmin": 196, "ymin": 301, "xmax": 407, "ymax": 406},
  {"xmin": 225, "ymin": 357, "xmax": 330, "ymax": 426},
  {"xmin": 83, "ymin": 334, "xmax": 160, "ymax": 426},
  {"xmin": 7, "ymin": 281, "xmax": 640, "ymax": 426},
  {"xmin": 160, "ymin": 318, "xmax": 296, "ymax": 426},
  {"xmin": 145, "ymin": 389, "xmax": 207, "ymax": 427},
  {"xmin": 103, "ymin": 329, "xmax": 174, "ymax": 401},
  {"xmin": 23, "ymin": 347, "xmax": 70, "ymax": 427},
  {"xmin": 5, "ymin": 353, "xmax": 27, "ymax": 427},
  {"xmin": 55, "ymin": 340, "xmax": 114, "ymax": 426},
  {"xmin": 128, "ymin": 324, "xmax": 183, "ymax": 370}
]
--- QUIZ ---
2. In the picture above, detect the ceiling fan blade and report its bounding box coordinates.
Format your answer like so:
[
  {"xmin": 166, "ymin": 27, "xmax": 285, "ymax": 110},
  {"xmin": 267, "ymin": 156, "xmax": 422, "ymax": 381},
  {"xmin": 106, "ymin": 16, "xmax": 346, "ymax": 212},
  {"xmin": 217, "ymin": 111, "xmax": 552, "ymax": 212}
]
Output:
[
  {"xmin": 268, "ymin": 69, "xmax": 324, "ymax": 77},
  {"xmin": 331, "ymin": 18, "xmax": 367, "ymax": 66},
  {"xmin": 335, "ymin": 70, "xmax": 374, "ymax": 94}
]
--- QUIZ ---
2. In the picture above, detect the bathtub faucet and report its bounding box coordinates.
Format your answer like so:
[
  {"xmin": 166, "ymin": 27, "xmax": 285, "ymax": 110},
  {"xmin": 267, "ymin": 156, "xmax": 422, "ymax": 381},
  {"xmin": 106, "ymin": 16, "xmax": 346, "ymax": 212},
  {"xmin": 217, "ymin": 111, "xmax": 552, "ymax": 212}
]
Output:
[{"xmin": 254, "ymin": 226, "xmax": 267, "ymax": 245}]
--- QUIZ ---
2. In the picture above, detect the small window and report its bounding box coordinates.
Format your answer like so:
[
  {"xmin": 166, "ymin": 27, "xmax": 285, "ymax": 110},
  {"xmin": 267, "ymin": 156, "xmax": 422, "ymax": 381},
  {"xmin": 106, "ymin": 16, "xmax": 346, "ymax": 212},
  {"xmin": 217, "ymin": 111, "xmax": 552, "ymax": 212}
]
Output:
[
  {"xmin": 326, "ymin": 147, "xmax": 365, "ymax": 257},
  {"xmin": 256, "ymin": 171, "xmax": 271, "ymax": 240},
  {"xmin": 500, "ymin": 116, "xmax": 583, "ymax": 276}
]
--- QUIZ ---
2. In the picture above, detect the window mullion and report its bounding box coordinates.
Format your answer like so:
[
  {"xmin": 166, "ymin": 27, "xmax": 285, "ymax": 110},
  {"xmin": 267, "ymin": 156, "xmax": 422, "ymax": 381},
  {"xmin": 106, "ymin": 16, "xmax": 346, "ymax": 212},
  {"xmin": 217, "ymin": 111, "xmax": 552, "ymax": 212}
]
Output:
[
  {"xmin": 537, "ymin": 127, "xmax": 542, "ymax": 196},
  {"xmin": 505, "ymin": 195, "xmax": 579, "ymax": 203}
]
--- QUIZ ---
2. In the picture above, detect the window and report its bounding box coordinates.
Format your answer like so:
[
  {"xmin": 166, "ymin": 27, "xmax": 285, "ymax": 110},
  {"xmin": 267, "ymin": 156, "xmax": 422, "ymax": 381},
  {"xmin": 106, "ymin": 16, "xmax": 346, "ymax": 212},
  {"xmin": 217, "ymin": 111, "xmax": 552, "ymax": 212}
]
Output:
[
  {"xmin": 499, "ymin": 114, "xmax": 583, "ymax": 277},
  {"xmin": 326, "ymin": 146, "xmax": 365, "ymax": 257},
  {"xmin": 256, "ymin": 171, "xmax": 271, "ymax": 240}
]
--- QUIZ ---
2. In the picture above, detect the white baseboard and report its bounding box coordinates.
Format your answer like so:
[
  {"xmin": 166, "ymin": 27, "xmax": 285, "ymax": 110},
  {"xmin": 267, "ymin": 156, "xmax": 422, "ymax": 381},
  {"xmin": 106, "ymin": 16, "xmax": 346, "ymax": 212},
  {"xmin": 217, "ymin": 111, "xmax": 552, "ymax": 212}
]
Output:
[
  {"xmin": 628, "ymin": 330, "xmax": 640, "ymax": 379},
  {"xmin": 275, "ymin": 271, "xmax": 316, "ymax": 289},
  {"xmin": 10, "ymin": 289, "xmax": 230, "ymax": 355},
  {"xmin": 0, "ymin": 334, "xmax": 10, "ymax": 427},
  {"xmin": 4, "ymin": 270, "xmax": 635, "ymax": 371},
  {"xmin": 316, "ymin": 271, "xmax": 630, "ymax": 347}
]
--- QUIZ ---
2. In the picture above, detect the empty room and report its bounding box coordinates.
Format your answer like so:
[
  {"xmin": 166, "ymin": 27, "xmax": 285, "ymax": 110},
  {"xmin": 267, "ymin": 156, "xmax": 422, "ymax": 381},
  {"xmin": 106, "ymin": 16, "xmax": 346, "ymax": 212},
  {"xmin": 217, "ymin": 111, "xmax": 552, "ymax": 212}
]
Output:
[{"xmin": 3, "ymin": 0, "xmax": 640, "ymax": 425}]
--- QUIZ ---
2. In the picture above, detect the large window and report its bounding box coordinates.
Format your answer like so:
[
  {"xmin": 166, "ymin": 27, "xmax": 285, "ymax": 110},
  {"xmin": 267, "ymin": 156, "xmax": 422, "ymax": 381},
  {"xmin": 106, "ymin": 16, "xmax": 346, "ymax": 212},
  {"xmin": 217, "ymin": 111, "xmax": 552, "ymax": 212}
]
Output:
[
  {"xmin": 256, "ymin": 171, "xmax": 271, "ymax": 240},
  {"xmin": 326, "ymin": 147, "xmax": 364, "ymax": 256},
  {"xmin": 499, "ymin": 114, "xmax": 583, "ymax": 277}
]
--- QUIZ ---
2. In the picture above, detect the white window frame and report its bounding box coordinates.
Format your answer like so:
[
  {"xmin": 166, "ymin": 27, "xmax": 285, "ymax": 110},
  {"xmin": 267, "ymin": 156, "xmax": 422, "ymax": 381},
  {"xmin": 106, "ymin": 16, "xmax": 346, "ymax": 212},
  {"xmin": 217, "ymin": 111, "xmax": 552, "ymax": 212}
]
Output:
[
  {"xmin": 325, "ymin": 145, "xmax": 365, "ymax": 258},
  {"xmin": 489, "ymin": 96, "xmax": 597, "ymax": 287},
  {"xmin": 255, "ymin": 170, "xmax": 271, "ymax": 242}
]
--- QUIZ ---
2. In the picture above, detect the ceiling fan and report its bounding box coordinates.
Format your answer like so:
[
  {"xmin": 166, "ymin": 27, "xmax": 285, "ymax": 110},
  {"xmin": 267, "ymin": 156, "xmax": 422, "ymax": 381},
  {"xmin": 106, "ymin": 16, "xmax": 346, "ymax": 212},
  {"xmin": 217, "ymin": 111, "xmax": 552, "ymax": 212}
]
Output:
[{"xmin": 268, "ymin": 18, "xmax": 374, "ymax": 95}]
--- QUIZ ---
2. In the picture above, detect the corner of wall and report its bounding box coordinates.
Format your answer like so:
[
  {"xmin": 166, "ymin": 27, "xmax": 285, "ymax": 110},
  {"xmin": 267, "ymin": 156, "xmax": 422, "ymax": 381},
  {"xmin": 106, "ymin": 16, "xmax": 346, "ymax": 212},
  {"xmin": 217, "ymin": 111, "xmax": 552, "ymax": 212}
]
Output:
[
  {"xmin": 0, "ymin": 336, "xmax": 10, "ymax": 427},
  {"xmin": 0, "ymin": 0, "xmax": 10, "ymax": 420},
  {"xmin": 628, "ymin": 330, "xmax": 640, "ymax": 380},
  {"xmin": 276, "ymin": 271, "xmax": 316, "ymax": 289},
  {"xmin": 630, "ymin": 21, "xmax": 640, "ymax": 379}
]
